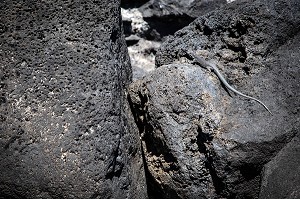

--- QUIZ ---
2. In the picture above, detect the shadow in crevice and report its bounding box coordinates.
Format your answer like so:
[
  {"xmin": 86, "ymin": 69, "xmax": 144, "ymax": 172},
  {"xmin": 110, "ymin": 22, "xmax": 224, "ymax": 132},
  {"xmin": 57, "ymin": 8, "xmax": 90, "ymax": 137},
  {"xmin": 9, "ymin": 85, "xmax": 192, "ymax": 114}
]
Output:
[
  {"xmin": 143, "ymin": 14, "xmax": 195, "ymax": 40},
  {"xmin": 127, "ymin": 91, "xmax": 180, "ymax": 199},
  {"xmin": 121, "ymin": 0, "xmax": 150, "ymax": 9},
  {"xmin": 196, "ymin": 126, "xmax": 226, "ymax": 196},
  {"xmin": 141, "ymin": 145, "xmax": 181, "ymax": 199}
]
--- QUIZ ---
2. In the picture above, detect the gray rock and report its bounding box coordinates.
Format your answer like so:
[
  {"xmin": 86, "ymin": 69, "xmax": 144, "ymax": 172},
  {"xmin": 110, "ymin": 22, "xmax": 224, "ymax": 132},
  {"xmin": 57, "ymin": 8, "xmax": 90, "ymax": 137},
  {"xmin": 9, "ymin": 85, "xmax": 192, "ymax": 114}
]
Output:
[
  {"xmin": 122, "ymin": 0, "xmax": 231, "ymax": 81},
  {"xmin": 259, "ymin": 133, "xmax": 300, "ymax": 199},
  {"xmin": 129, "ymin": 63, "xmax": 224, "ymax": 198},
  {"xmin": 0, "ymin": 1, "xmax": 146, "ymax": 199},
  {"xmin": 258, "ymin": 31, "xmax": 300, "ymax": 199},
  {"xmin": 139, "ymin": 0, "xmax": 228, "ymax": 19},
  {"xmin": 129, "ymin": 0, "xmax": 300, "ymax": 198}
]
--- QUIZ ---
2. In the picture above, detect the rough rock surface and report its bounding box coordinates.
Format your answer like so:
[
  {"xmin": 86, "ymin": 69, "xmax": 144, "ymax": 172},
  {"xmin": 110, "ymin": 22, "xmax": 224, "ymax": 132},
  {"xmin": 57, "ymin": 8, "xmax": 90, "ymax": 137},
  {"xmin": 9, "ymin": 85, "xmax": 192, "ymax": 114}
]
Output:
[
  {"xmin": 121, "ymin": 0, "xmax": 231, "ymax": 80},
  {"xmin": 129, "ymin": 63, "xmax": 225, "ymax": 198},
  {"xmin": 140, "ymin": 0, "xmax": 228, "ymax": 19},
  {"xmin": 0, "ymin": 1, "xmax": 146, "ymax": 199},
  {"xmin": 129, "ymin": 0, "xmax": 300, "ymax": 198},
  {"xmin": 259, "ymin": 132, "xmax": 300, "ymax": 199}
]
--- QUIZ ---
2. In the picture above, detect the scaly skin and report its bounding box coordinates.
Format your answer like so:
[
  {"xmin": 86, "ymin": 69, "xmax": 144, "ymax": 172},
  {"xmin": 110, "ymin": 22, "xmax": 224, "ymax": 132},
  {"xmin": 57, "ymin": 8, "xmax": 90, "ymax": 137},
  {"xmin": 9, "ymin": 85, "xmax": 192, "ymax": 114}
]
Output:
[{"xmin": 189, "ymin": 51, "xmax": 272, "ymax": 115}]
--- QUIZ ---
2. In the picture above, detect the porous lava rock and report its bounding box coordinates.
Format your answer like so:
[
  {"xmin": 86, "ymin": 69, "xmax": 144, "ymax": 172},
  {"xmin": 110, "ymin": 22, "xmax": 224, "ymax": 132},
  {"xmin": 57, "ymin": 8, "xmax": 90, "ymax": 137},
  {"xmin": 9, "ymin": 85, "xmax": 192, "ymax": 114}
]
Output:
[{"xmin": 0, "ymin": 1, "xmax": 147, "ymax": 198}]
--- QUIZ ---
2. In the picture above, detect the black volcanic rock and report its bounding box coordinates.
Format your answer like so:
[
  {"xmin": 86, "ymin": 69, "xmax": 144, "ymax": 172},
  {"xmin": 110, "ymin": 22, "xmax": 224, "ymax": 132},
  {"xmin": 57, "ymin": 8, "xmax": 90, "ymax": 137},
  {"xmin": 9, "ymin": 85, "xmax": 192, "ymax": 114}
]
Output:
[
  {"xmin": 0, "ymin": 1, "xmax": 147, "ymax": 199},
  {"xmin": 128, "ymin": 63, "xmax": 224, "ymax": 198},
  {"xmin": 258, "ymin": 33, "xmax": 300, "ymax": 199},
  {"xmin": 259, "ymin": 133, "xmax": 300, "ymax": 199},
  {"xmin": 139, "ymin": 0, "xmax": 227, "ymax": 19},
  {"xmin": 129, "ymin": 0, "xmax": 300, "ymax": 198}
]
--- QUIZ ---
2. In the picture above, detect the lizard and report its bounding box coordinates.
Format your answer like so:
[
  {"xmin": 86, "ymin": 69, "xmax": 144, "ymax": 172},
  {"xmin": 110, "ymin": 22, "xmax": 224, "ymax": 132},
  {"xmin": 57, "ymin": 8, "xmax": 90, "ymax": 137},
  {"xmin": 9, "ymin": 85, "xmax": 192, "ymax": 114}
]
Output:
[{"xmin": 186, "ymin": 51, "xmax": 272, "ymax": 115}]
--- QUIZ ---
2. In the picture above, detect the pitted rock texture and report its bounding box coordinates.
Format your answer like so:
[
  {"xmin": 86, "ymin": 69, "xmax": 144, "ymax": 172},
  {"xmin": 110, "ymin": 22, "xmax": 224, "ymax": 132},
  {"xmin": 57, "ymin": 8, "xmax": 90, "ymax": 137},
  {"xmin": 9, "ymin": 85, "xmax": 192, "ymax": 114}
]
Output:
[
  {"xmin": 140, "ymin": 0, "xmax": 228, "ymax": 19},
  {"xmin": 128, "ymin": 64, "xmax": 225, "ymax": 198},
  {"xmin": 129, "ymin": 0, "xmax": 300, "ymax": 198},
  {"xmin": 121, "ymin": 0, "xmax": 231, "ymax": 80},
  {"xmin": 0, "ymin": 0, "xmax": 146, "ymax": 199}
]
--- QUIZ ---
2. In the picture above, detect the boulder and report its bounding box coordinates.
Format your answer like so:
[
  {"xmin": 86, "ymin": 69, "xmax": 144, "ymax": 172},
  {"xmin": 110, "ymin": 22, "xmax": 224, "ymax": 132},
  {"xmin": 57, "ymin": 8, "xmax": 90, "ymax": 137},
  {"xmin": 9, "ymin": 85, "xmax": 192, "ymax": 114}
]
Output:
[
  {"xmin": 0, "ymin": 0, "xmax": 147, "ymax": 198},
  {"xmin": 129, "ymin": 63, "xmax": 224, "ymax": 198},
  {"xmin": 129, "ymin": 0, "xmax": 300, "ymax": 198},
  {"xmin": 259, "ymin": 133, "xmax": 300, "ymax": 199}
]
